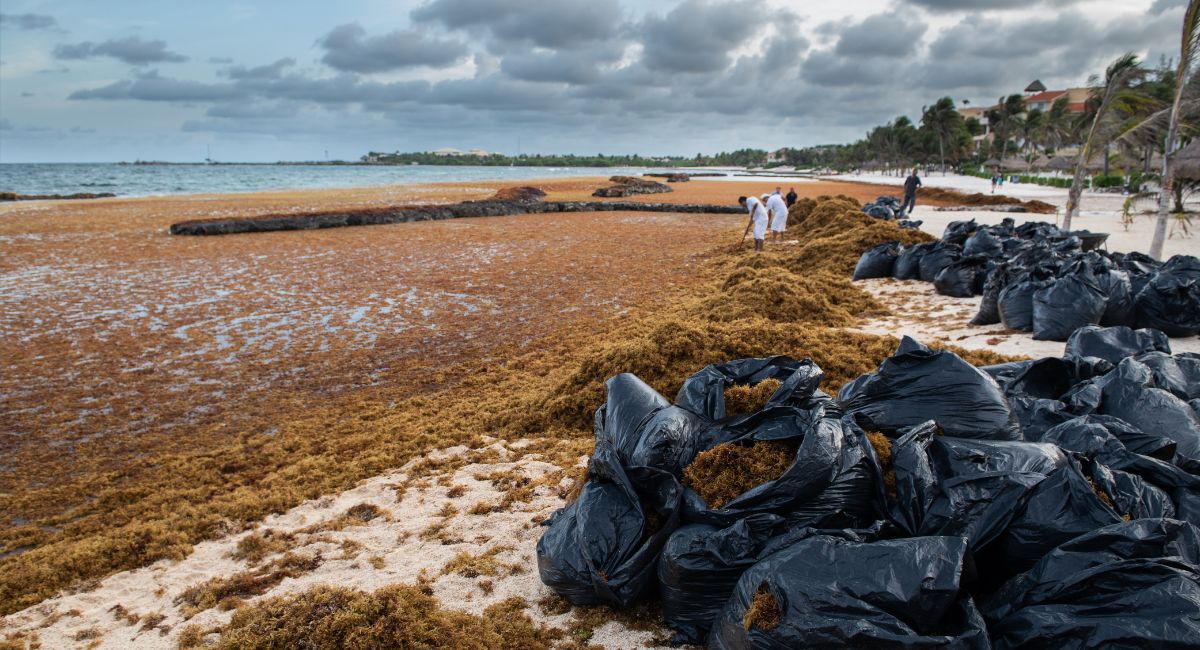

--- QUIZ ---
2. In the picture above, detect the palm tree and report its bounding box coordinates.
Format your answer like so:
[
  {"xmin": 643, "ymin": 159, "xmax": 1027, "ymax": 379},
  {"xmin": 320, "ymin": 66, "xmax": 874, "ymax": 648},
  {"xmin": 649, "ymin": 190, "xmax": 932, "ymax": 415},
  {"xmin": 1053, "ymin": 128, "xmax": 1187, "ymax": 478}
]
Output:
[
  {"xmin": 1043, "ymin": 96, "xmax": 1075, "ymax": 154},
  {"xmin": 921, "ymin": 97, "xmax": 963, "ymax": 172},
  {"xmin": 1021, "ymin": 108, "xmax": 1046, "ymax": 156},
  {"xmin": 993, "ymin": 94, "xmax": 1027, "ymax": 162},
  {"xmin": 1150, "ymin": 1, "xmax": 1200, "ymax": 259},
  {"xmin": 1063, "ymin": 54, "xmax": 1149, "ymax": 230}
]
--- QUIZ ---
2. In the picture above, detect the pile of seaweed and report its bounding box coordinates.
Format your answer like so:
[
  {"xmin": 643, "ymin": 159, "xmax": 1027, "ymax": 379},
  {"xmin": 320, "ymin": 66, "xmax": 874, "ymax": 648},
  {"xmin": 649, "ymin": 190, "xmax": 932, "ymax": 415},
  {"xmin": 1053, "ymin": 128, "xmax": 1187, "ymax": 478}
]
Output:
[
  {"xmin": 918, "ymin": 187, "xmax": 1057, "ymax": 213},
  {"xmin": 853, "ymin": 217, "xmax": 1200, "ymax": 341},
  {"xmin": 537, "ymin": 328, "xmax": 1200, "ymax": 647},
  {"xmin": 2, "ymin": 195, "xmax": 1024, "ymax": 647}
]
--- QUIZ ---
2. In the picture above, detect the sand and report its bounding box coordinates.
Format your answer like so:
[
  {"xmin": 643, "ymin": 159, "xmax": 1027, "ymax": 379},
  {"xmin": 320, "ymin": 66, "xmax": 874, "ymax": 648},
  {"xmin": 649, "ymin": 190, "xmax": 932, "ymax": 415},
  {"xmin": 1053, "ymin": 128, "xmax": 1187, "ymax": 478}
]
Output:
[
  {"xmin": 0, "ymin": 439, "xmax": 670, "ymax": 649},
  {"xmin": 2, "ymin": 173, "xmax": 1193, "ymax": 648}
]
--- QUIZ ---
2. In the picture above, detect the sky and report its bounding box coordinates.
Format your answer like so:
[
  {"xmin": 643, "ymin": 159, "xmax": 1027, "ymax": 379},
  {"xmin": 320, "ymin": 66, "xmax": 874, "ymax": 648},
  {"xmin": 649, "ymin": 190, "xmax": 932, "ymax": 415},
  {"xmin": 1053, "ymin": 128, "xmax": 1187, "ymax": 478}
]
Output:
[{"xmin": 0, "ymin": 0, "xmax": 1188, "ymax": 162}]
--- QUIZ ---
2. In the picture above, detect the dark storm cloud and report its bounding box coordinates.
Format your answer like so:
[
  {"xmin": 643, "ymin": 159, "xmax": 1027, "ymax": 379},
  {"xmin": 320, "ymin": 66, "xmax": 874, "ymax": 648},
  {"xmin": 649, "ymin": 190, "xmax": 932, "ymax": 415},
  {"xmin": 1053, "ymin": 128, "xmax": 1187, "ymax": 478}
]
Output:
[
  {"xmin": 53, "ymin": 36, "xmax": 188, "ymax": 65},
  {"xmin": 917, "ymin": 9, "xmax": 1181, "ymax": 92},
  {"xmin": 902, "ymin": 0, "xmax": 1083, "ymax": 11},
  {"xmin": 68, "ymin": 70, "xmax": 237, "ymax": 101},
  {"xmin": 833, "ymin": 11, "xmax": 926, "ymax": 57},
  {"xmin": 1150, "ymin": 0, "xmax": 1188, "ymax": 13},
  {"xmin": 641, "ymin": 0, "xmax": 764, "ymax": 73},
  {"xmin": 411, "ymin": 0, "xmax": 622, "ymax": 50},
  {"xmin": 499, "ymin": 41, "xmax": 625, "ymax": 84},
  {"xmin": 0, "ymin": 13, "xmax": 57, "ymax": 30},
  {"xmin": 224, "ymin": 58, "xmax": 296, "ymax": 80},
  {"xmin": 318, "ymin": 23, "xmax": 469, "ymax": 72}
]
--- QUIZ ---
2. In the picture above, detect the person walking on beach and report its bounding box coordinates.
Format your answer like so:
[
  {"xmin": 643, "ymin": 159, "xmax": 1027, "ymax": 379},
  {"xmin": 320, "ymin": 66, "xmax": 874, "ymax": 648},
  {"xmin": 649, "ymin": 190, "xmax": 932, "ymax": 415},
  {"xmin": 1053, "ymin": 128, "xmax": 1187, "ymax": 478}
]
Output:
[
  {"xmin": 764, "ymin": 192, "xmax": 789, "ymax": 242},
  {"xmin": 991, "ymin": 172, "xmax": 999, "ymax": 193},
  {"xmin": 739, "ymin": 195, "xmax": 769, "ymax": 252},
  {"xmin": 785, "ymin": 187, "xmax": 798, "ymax": 207},
  {"xmin": 899, "ymin": 167, "xmax": 921, "ymax": 217}
]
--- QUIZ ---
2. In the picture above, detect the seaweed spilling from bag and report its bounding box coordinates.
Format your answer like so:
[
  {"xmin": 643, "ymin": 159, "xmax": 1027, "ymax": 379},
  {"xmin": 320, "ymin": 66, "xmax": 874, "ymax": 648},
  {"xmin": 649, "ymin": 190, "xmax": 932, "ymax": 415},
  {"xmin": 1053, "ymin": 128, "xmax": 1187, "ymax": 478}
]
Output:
[
  {"xmin": 537, "ymin": 328, "xmax": 1200, "ymax": 647},
  {"xmin": 851, "ymin": 216, "xmax": 1200, "ymax": 340}
]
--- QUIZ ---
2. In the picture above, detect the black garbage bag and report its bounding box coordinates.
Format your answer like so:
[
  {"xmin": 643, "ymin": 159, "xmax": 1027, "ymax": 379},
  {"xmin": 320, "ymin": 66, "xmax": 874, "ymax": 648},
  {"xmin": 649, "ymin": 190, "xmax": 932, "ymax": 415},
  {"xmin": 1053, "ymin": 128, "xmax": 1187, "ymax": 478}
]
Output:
[
  {"xmin": 709, "ymin": 534, "xmax": 990, "ymax": 650},
  {"xmin": 1134, "ymin": 351, "xmax": 1200, "ymax": 401},
  {"xmin": 1098, "ymin": 357, "xmax": 1200, "ymax": 471},
  {"xmin": 998, "ymin": 356, "xmax": 1113, "ymax": 401},
  {"xmin": 977, "ymin": 459, "xmax": 1123, "ymax": 586},
  {"xmin": 853, "ymin": 241, "xmax": 901, "ymax": 280},
  {"xmin": 838, "ymin": 336, "xmax": 1022, "ymax": 440},
  {"xmin": 897, "ymin": 219, "xmax": 923, "ymax": 230},
  {"xmin": 1120, "ymin": 250, "xmax": 1162, "ymax": 277},
  {"xmin": 918, "ymin": 242, "xmax": 963, "ymax": 282},
  {"xmin": 970, "ymin": 263, "xmax": 1014, "ymax": 325},
  {"xmin": 888, "ymin": 422, "xmax": 1066, "ymax": 549},
  {"xmin": 1031, "ymin": 273, "xmax": 1107, "ymax": 341},
  {"xmin": 1091, "ymin": 463, "xmax": 1175, "ymax": 520},
  {"xmin": 894, "ymin": 242, "xmax": 937, "ymax": 280},
  {"xmin": 982, "ymin": 518, "xmax": 1200, "ymax": 650},
  {"xmin": 657, "ymin": 516, "xmax": 884, "ymax": 645},
  {"xmin": 963, "ymin": 227, "xmax": 1003, "ymax": 257},
  {"xmin": 1042, "ymin": 415, "xmax": 1177, "ymax": 466},
  {"xmin": 1134, "ymin": 254, "xmax": 1200, "ymax": 337},
  {"xmin": 627, "ymin": 405, "xmax": 709, "ymax": 478},
  {"xmin": 657, "ymin": 514, "xmax": 787, "ymax": 645},
  {"xmin": 678, "ymin": 412, "xmax": 880, "ymax": 529},
  {"xmin": 1006, "ymin": 393, "xmax": 1083, "ymax": 441},
  {"xmin": 933, "ymin": 256, "xmax": 987, "ymax": 298},
  {"xmin": 1094, "ymin": 268, "xmax": 1134, "ymax": 326},
  {"xmin": 942, "ymin": 218, "xmax": 979, "ymax": 246},
  {"xmin": 536, "ymin": 444, "xmax": 682, "ymax": 607},
  {"xmin": 673, "ymin": 356, "xmax": 827, "ymax": 422},
  {"xmin": 999, "ymin": 279, "xmax": 1054, "ymax": 331},
  {"xmin": 1064, "ymin": 325, "xmax": 1171, "ymax": 364},
  {"xmin": 595, "ymin": 373, "xmax": 671, "ymax": 463},
  {"xmin": 1015, "ymin": 220, "xmax": 1063, "ymax": 241},
  {"xmin": 864, "ymin": 203, "xmax": 895, "ymax": 220}
]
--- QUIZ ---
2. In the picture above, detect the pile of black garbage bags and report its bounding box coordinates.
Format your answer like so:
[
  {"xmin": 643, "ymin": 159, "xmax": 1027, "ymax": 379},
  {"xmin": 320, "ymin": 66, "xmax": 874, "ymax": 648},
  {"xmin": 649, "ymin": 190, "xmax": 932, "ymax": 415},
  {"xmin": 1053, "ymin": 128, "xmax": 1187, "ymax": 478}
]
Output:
[
  {"xmin": 537, "ymin": 328, "xmax": 1200, "ymax": 648},
  {"xmin": 852, "ymin": 217, "xmax": 1200, "ymax": 341},
  {"xmin": 862, "ymin": 194, "xmax": 923, "ymax": 229}
]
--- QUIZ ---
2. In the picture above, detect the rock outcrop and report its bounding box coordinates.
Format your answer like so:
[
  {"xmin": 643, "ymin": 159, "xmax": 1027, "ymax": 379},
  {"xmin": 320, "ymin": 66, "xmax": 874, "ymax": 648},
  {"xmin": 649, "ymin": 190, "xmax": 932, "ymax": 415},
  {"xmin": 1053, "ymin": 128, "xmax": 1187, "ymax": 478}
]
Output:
[
  {"xmin": 0, "ymin": 192, "xmax": 117, "ymax": 202},
  {"xmin": 592, "ymin": 176, "xmax": 673, "ymax": 197}
]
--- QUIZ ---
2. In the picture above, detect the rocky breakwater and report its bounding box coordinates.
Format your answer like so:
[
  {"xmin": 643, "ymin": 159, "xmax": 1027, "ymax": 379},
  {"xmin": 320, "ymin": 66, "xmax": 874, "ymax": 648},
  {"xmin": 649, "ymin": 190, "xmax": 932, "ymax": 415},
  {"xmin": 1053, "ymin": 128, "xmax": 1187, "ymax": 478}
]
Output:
[
  {"xmin": 169, "ymin": 186, "xmax": 743, "ymax": 236},
  {"xmin": 0, "ymin": 191, "xmax": 117, "ymax": 201},
  {"xmin": 592, "ymin": 176, "xmax": 674, "ymax": 197}
]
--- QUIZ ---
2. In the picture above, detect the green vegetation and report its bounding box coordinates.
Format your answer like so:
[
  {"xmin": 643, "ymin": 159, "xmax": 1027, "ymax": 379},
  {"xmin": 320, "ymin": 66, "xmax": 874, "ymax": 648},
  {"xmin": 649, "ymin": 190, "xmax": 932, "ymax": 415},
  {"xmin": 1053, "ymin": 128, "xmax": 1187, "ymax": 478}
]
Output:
[{"xmin": 362, "ymin": 149, "xmax": 770, "ymax": 168}]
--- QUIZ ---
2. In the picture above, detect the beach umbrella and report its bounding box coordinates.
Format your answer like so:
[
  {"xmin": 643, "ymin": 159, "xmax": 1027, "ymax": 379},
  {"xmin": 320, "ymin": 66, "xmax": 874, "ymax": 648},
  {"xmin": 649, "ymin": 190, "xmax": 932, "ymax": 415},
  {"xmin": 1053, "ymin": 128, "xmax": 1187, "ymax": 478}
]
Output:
[
  {"xmin": 1030, "ymin": 154, "xmax": 1052, "ymax": 170},
  {"xmin": 1170, "ymin": 139, "xmax": 1200, "ymax": 181}
]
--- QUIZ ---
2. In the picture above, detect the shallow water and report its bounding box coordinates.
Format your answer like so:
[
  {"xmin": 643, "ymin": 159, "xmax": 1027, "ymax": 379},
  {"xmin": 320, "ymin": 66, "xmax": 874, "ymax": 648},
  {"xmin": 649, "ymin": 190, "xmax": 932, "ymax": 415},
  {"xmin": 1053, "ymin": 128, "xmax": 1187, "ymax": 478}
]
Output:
[{"xmin": 0, "ymin": 163, "xmax": 665, "ymax": 197}]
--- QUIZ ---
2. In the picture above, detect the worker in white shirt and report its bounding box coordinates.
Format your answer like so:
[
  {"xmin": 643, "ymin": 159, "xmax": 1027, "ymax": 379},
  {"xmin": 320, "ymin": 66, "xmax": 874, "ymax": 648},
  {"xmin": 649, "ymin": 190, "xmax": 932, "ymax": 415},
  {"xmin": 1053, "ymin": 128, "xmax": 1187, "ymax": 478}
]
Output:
[
  {"xmin": 738, "ymin": 195, "xmax": 769, "ymax": 252},
  {"xmin": 763, "ymin": 192, "xmax": 789, "ymax": 242}
]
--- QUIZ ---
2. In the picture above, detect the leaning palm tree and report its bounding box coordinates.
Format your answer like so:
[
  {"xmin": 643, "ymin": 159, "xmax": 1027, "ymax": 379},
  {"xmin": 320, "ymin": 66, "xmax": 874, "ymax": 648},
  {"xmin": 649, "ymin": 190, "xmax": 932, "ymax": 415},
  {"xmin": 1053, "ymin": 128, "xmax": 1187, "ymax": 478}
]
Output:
[
  {"xmin": 1063, "ymin": 54, "xmax": 1150, "ymax": 230},
  {"xmin": 1149, "ymin": 0, "xmax": 1200, "ymax": 259},
  {"xmin": 921, "ymin": 97, "xmax": 963, "ymax": 173}
]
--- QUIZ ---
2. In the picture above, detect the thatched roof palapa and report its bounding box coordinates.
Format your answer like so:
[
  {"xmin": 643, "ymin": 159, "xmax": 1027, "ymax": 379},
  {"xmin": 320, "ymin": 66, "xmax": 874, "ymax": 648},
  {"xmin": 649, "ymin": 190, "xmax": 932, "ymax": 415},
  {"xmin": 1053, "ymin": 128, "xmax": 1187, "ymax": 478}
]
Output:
[
  {"xmin": 1170, "ymin": 140, "xmax": 1200, "ymax": 181},
  {"xmin": 983, "ymin": 157, "xmax": 1002, "ymax": 168},
  {"xmin": 1047, "ymin": 156, "xmax": 1073, "ymax": 171}
]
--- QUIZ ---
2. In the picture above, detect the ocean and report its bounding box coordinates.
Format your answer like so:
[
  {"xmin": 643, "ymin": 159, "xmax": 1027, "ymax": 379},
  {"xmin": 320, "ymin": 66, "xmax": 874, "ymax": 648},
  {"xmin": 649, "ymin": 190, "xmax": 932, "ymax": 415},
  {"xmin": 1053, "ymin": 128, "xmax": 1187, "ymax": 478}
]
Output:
[{"xmin": 0, "ymin": 163, "xmax": 670, "ymax": 197}]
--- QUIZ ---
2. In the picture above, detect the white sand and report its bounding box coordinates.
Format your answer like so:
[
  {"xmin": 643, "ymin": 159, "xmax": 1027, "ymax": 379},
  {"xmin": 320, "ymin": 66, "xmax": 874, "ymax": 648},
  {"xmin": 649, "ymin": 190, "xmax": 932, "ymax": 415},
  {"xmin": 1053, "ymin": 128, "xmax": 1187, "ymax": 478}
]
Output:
[
  {"xmin": 1, "ymin": 440, "xmax": 670, "ymax": 650},
  {"xmin": 829, "ymin": 172, "xmax": 1199, "ymax": 356}
]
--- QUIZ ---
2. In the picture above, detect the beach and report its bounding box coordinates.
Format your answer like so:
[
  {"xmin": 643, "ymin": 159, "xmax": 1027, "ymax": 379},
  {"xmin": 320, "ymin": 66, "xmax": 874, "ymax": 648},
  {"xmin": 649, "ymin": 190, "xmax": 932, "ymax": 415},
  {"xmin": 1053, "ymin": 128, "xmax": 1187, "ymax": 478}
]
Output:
[{"xmin": 1, "ymin": 173, "xmax": 1195, "ymax": 648}]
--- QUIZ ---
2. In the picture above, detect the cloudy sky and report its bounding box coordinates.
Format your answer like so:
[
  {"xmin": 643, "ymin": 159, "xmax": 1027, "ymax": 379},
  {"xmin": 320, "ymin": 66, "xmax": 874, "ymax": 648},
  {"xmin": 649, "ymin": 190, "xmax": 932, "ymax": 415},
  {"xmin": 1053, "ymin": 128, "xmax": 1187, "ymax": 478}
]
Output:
[{"xmin": 0, "ymin": 0, "xmax": 1186, "ymax": 162}]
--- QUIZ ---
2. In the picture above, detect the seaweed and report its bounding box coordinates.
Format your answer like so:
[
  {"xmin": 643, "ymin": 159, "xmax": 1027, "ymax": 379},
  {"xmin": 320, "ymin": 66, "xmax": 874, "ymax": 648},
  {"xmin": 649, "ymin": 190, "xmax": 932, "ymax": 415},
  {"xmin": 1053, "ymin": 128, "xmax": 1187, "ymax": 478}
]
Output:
[
  {"xmin": 742, "ymin": 583, "xmax": 781, "ymax": 631},
  {"xmin": 683, "ymin": 441, "xmax": 797, "ymax": 509},
  {"xmin": 723, "ymin": 378, "xmax": 782, "ymax": 416}
]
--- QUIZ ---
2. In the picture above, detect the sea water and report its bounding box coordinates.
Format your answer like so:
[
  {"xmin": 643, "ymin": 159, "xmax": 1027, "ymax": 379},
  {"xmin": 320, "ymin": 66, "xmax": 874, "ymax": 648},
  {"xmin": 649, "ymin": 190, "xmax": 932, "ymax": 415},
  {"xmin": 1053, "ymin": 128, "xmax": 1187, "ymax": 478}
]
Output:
[{"xmin": 0, "ymin": 163, "xmax": 668, "ymax": 197}]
